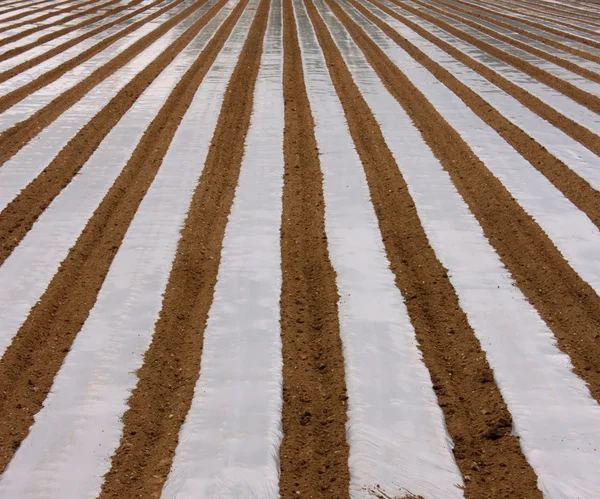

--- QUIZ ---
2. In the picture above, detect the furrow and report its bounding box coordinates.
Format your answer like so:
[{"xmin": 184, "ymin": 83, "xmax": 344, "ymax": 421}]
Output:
[
  {"xmin": 0, "ymin": 0, "xmax": 90, "ymax": 24},
  {"xmin": 448, "ymin": 0, "xmax": 600, "ymax": 46},
  {"xmin": 529, "ymin": 0, "xmax": 600, "ymax": 16},
  {"xmin": 0, "ymin": 0, "xmax": 147, "ymax": 61},
  {"xmin": 318, "ymin": 1, "xmax": 600, "ymax": 497},
  {"xmin": 0, "ymin": 0, "xmax": 75, "ymax": 23},
  {"xmin": 442, "ymin": 0, "xmax": 600, "ymax": 52},
  {"xmin": 477, "ymin": 0, "xmax": 600, "ymax": 29},
  {"xmin": 0, "ymin": 3, "xmax": 119, "ymax": 53},
  {"xmin": 389, "ymin": 0, "xmax": 600, "ymax": 109},
  {"xmin": 373, "ymin": 0, "xmax": 600, "ymax": 153},
  {"xmin": 353, "ymin": 0, "xmax": 600, "ymax": 227},
  {"xmin": 0, "ymin": 0, "xmax": 86, "ymax": 29},
  {"xmin": 333, "ymin": 0, "xmax": 600, "ymax": 404},
  {"xmin": 0, "ymin": 0, "xmax": 227, "ymax": 363},
  {"xmin": 0, "ymin": 0, "xmax": 66, "ymax": 19},
  {"xmin": 160, "ymin": 1, "xmax": 282, "ymax": 496},
  {"xmin": 0, "ymin": 0, "xmax": 176, "ymax": 103},
  {"xmin": 0, "ymin": 0, "xmax": 248, "ymax": 488},
  {"xmin": 276, "ymin": 0, "xmax": 350, "ymax": 497},
  {"xmin": 0, "ymin": 0, "xmax": 205, "ymax": 219},
  {"xmin": 472, "ymin": 0, "xmax": 600, "ymax": 33},
  {"xmin": 296, "ymin": 0, "xmax": 465, "ymax": 496},
  {"xmin": 0, "ymin": 0, "xmax": 116, "ymax": 42},
  {"xmin": 97, "ymin": 0, "xmax": 271, "ymax": 496},
  {"xmin": 0, "ymin": 0, "xmax": 109, "ymax": 35},
  {"xmin": 422, "ymin": 0, "xmax": 600, "ymax": 77},
  {"xmin": 307, "ymin": 0, "xmax": 541, "ymax": 497},
  {"xmin": 0, "ymin": 0, "xmax": 159, "ymax": 69},
  {"xmin": 486, "ymin": 0, "xmax": 600, "ymax": 24}
]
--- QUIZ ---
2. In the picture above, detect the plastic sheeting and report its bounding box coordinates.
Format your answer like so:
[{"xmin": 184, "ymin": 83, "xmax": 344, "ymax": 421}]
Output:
[
  {"xmin": 402, "ymin": 0, "xmax": 600, "ymax": 95},
  {"xmin": 0, "ymin": 0, "xmax": 209, "ymax": 213},
  {"xmin": 0, "ymin": 0, "xmax": 167, "ymax": 74},
  {"xmin": 0, "ymin": 0, "xmax": 232, "ymax": 372},
  {"xmin": 379, "ymin": 0, "xmax": 600, "ymax": 134},
  {"xmin": 0, "ymin": 0, "xmax": 254, "ymax": 497},
  {"xmin": 316, "ymin": 1, "xmax": 600, "ymax": 495},
  {"xmin": 359, "ymin": 0, "xmax": 600, "ymax": 193},
  {"xmin": 0, "ymin": 0, "xmax": 197, "ymax": 122},
  {"xmin": 415, "ymin": 0, "xmax": 600, "ymax": 74},
  {"xmin": 296, "ymin": 0, "xmax": 465, "ymax": 497},
  {"xmin": 162, "ymin": 1, "xmax": 283, "ymax": 496},
  {"xmin": 341, "ymin": 0, "xmax": 600, "ymax": 297},
  {"xmin": 0, "ymin": 0, "xmax": 119, "ymax": 43}
]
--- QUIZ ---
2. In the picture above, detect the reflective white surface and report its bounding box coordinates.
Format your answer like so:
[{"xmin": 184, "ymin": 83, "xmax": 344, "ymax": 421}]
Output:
[
  {"xmin": 423, "ymin": 0, "xmax": 600, "ymax": 56},
  {"xmin": 296, "ymin": 0, "xmax": 465, "ymax": 497},
  {"xmin": 343, "ymin": 0, "xmax": 600, "ymax": 322},
  {"xmin": 0, "ymin": 0, "xmax": 118, "ymax": 43},
  {"xmin": 0, "ymin": 0, "xmax": 206, "ymax": 211},
  {"xmin": 0, "ymin": 0, "xmax": 256, "ymax": 497},
  {"xmin": 0, "ymin": 0, "xmax": 69, "ymax": 23},
  {"xmin": 162, "ymin": 1, "xmax": 283, "ymax": 497},
  {"xmin": 373, "ymin": 1, "xmax": 600, "ymax": 137},
  {"xmin": 417, "ymin": 0, "xmax": 600, "ymax": 74},
  {"xmin": 492, "ymin": 0, "xmax": 600, "ymax": 41},
  {"xmin": 400, "ymin": 0, "xmax": 600, "ymax": 94},
  {"xmin": 0, "ymin": 0, "xmax": 230, "ymax": 386},
  {"xmin": 0, "ymin": 0, "xmax": 194, "ymax": 123},
  {"xmin": 358, "ymin": 0, "xmax": 600, "ymax": 193},
  {"xmin": 0, "ymin": 0, "xmax": 166, "ymax": 74},
  {"xmin": 316, "ymin": 0, "xmax": 600, "ymax": 496}
]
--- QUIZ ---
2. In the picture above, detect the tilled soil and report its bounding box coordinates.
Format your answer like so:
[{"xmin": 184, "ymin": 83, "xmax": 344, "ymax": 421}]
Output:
[{"xmin": 1, "ymin": 0, "xmax": 599, "ymax": 497}]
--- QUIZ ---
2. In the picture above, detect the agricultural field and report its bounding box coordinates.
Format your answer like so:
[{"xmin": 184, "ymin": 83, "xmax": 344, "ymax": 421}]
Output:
[{"xmin": 0, "ymin": 0, "xmax": 599, "ymax": 496}]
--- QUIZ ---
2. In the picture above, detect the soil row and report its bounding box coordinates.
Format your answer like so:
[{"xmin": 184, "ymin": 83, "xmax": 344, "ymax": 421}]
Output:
[
  {"xmin": 429, "ymin": 0, "xmax": 600, "ymax": 72},
  {"xmin": 469, "ymin": 0, "xmax": 600, "ymax": 29},
  {"xmin": 343, "ymin": 0, "xmax": 600, "ymax": 416},
  {"xmin": 0, "ymin": 0, "xmax": 234, "ymax": 472},
  {"xmin": 0, "ymin": 0, "xmax": 81, "ymax": 25},
  {"xmin": 0, "ymin": 0, "xmax": 120, "ymax": 43},
  {"xmin": 439, "ymin": 0, "xmax": 600, "ymax": 45},
  {"xmin": 380, "ymin": 0, "xmax": 600, "ymax": 156},
  {"xmin": 0, "ymin": 0, "xmax": 211, "ymax": 265},
  {"xmin": 0, "ymin": 0, "xmax": 599, "ymax": 497},
  {"xmin": 0, "ymin": 0, "xmax": 168, "ymax": 69},
  {"xmin": 387, "ymin": 0, "xmax": 600, "ymax": 114},
  {"xmin": 99, "ymin": 0, "xmax": 272, "ymax": 495}
]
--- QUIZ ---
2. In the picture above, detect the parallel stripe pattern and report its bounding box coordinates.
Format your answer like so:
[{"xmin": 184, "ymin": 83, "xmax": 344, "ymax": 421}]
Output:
[{"xmin": 0, "ymin": 0, "xmax": 599, "ymax": 497}]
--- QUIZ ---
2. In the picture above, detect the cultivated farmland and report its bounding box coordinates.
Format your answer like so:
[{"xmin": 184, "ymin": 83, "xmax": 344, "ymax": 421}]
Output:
[{"xmin": 0, "ymin": 0, "xmax": 599, "ymax": 496}]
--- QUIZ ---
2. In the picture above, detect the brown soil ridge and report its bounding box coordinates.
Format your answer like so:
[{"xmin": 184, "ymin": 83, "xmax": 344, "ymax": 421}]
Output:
[
  {"xmin": 0, "ymin": 0, "xmax": 206, "ymax": 167},
  {"xmin": 277, "ymin": 1, "xmax": 351, "ymax": 497},
  {"xmin": 0, "ymin": 0, "xmax": 119, "ymax": 41},
  {"xmin": 0, "ymin": 0, "xmax": 165, "ymax": 69},
  {"xmin": 0, "ymin": 0, "xmax": 122, "ymax": 47},
  {"xmin": 384, "ymin": 0, "xmax": 600, "ymax": 115},
  {"xmin": 0, "ymin": 0, "xmax": 182, "ymax": 96},
  {"xmin": 355, "ymin": 0, "xmax": 600, "ymax": 229},
  {"xmin": 0, "ymin": 0, "xmax": 221, "ymax": 266},
  {"xmin": 0, "ymin": 0, "xmax": 240, "ymax": 476},
  {"xmin": 484, "ymin": 0, "xmax": 600, "ymax": 36},
  {"xmin": 0, "ymin": 0, "xmax": 62, "ymax": 18},
  {"xmin": 380, "ymin": 0, "xmax": 600, "ymax": 136},
  {"xmin": 429, "ymin": 0, "xmax": 600, "ymax": 73},
  {"xmin": 330, "ymin": 0, "xmax": 600, "ymax": 405},
  {"xmin": 98, "ymin": 0, "xmax": 270, "ymax": 496},
  {"xmin": 0, "ymin": 0, "xmax": 80, "ymax": 24},
  {"xmin": 359, "ymin": 0, "xmax": 600, "ymax": 158},
  {"xmin": 432, "ymin": 0, "xmax": 600, "ymax": 45},
  {"xmin": 476, "ymin": 0, "xmax": 600, "ymax": 28},
  {"xmin": 0, "ymin": 0, "xmax": 98, "ymax": 31},
  {"xmin": 308, "ymin": 0, "xmax": 542, "ymax": 497}
]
